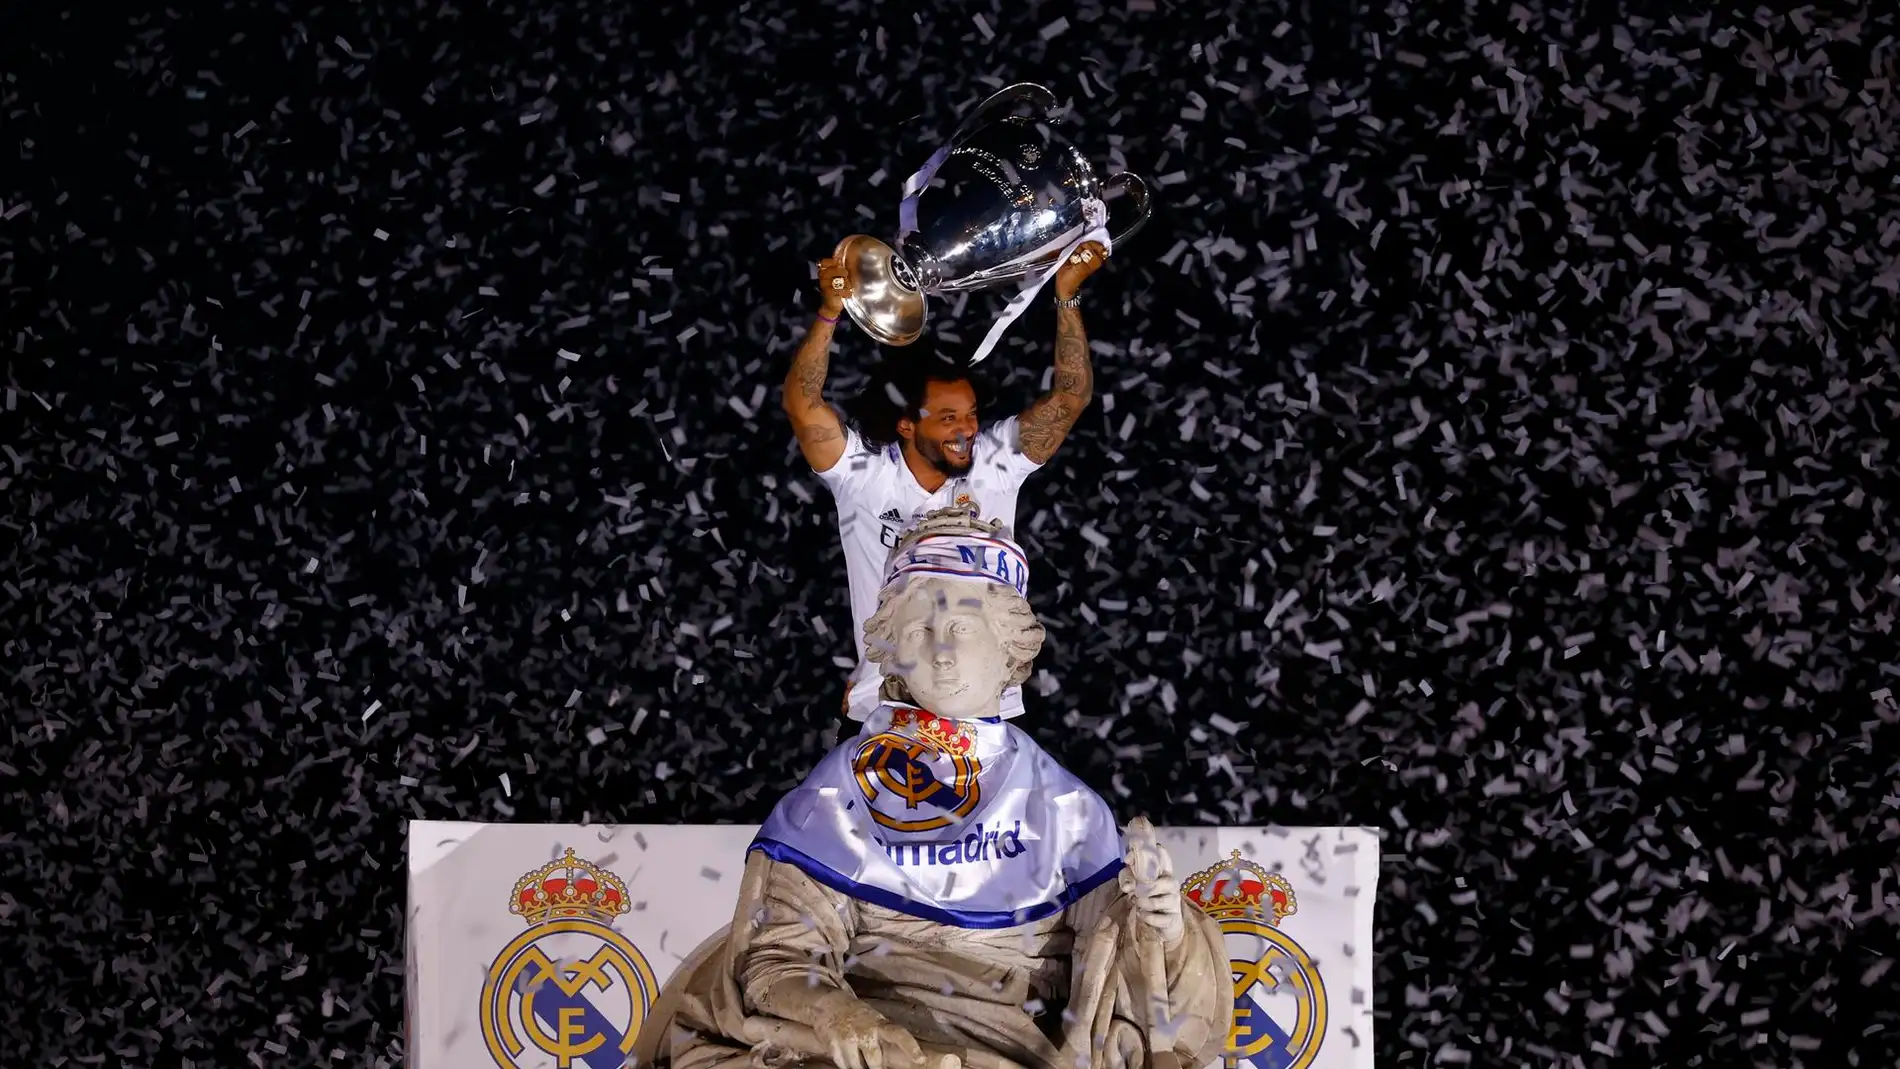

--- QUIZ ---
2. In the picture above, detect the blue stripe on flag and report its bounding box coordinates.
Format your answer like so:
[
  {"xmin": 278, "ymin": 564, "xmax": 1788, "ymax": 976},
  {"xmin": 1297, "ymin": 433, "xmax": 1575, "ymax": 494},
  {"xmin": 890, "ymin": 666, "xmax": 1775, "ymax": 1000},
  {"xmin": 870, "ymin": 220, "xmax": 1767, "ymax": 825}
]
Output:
[
  {"xmin": 1234, "ymin": 986, "xmax": 1296, "ymax": 1069},
  {"xmin": 515, "ymin": 967, "xmax": 629, "ymax": 1069}
]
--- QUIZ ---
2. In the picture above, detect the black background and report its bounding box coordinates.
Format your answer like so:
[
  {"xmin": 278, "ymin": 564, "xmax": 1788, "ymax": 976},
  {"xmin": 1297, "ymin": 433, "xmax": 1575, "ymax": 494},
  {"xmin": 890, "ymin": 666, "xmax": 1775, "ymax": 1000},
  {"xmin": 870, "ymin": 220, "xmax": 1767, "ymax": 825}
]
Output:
[{"xmin": 3, "ymin": 1, "xmax": 1897, "ymax": 1067}]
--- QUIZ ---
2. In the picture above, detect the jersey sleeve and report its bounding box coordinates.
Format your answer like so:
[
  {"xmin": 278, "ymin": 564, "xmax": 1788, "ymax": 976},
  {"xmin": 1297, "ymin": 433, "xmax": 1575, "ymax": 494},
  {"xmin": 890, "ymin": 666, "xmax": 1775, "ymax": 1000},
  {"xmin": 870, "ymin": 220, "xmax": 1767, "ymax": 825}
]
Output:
[
  {"xmin": 981, "ymin": 415, "xmax": 1044, "ymax": 486},
  {"xmin": 811, "ymin": 424, "xmax": 877, "ymax": 499}
]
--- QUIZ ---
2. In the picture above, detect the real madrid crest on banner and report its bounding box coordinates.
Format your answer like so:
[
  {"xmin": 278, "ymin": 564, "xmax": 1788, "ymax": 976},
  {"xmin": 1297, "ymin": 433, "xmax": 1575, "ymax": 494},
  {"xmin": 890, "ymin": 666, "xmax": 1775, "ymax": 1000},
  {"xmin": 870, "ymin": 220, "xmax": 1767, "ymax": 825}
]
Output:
[
  {"xmin": 852, "ymin": 707, "xmax": 983, "ymax": 833},
  {"xmin": 1184, "ymin": 851, "xmax": 1330, "ymax": 1069},
  {"xmin": 480, "ymin": 849, "xmax": 658, "ymax": 1069}
]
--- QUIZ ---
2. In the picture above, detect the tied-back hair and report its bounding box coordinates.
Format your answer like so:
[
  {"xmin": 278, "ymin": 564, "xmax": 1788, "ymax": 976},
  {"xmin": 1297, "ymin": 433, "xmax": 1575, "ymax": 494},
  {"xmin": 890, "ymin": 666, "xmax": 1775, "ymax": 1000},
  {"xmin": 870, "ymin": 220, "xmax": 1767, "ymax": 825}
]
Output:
[
  {"xmin": 862, "ymin": 506, "xmax": 1044, "ymax": 704},
  {"xmin": 842, "ymin": 339, "xmax": 995, "ymax": 449}
]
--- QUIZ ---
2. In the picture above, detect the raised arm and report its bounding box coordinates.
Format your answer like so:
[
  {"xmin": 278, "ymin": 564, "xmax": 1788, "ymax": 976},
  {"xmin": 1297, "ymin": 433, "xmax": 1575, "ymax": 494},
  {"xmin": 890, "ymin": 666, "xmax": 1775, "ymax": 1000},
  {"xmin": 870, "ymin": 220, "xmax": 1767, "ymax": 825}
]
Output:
[
  {"xmin": 782, "ymin": 256, "xmax": 853, "ymax": 472},
  {"xmin": 1018, "ymin": 241, "xmax": 1107, "ymax": 464}
]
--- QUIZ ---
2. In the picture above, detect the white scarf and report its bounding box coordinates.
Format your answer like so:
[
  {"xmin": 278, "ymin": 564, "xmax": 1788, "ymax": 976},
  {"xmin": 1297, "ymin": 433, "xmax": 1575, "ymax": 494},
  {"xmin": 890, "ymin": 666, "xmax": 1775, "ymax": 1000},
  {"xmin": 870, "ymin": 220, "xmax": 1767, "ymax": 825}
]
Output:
[{"xmin": 751, "ymin": 704, "xmax": 1124, "ymax": 928}]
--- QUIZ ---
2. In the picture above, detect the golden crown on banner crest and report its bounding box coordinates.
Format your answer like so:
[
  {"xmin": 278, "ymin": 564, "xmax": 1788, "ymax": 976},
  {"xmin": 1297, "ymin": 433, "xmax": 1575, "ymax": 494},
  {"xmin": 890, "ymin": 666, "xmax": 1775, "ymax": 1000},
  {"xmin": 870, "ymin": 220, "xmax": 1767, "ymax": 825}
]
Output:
[
  {"xmin": 890, "ymin": 707, "xmax": 975, "ymax": 755},
  {"xmin": 508, "ymin": 848, "xmax": 632, "ymax": 926},
  {"xmin": 1181, "ymin": 850, "xmax": 1299, "ymax": 924}
]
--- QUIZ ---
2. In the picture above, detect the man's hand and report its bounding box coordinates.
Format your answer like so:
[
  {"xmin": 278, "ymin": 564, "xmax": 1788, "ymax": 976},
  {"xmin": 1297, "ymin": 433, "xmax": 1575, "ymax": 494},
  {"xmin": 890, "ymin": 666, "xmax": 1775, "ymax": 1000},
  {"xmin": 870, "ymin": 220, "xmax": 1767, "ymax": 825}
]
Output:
[
  {"xmin": 809, "ymin": 992, "xmax": 925, "ymax": 1069},
  {"xmin": 1119, "ymin": 816, "xmax": 1186, "ymax": 950},
  {"xmin": 1052, "ymin": 240, "xmax": 1108, "ymax": 301},
  {"xmin": 819, "ymin": 256, "xmax": 853, "ymax": 315}
]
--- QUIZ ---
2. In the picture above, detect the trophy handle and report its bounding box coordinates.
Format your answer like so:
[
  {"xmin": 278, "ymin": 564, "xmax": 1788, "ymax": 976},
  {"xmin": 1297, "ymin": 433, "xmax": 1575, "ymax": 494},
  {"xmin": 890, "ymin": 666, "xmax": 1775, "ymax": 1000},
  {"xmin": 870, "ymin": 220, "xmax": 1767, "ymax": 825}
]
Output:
[
  {"xmin": 948, "ymin": 83, "xmax": 1058, "ymax": 148},
  {"xmin": 1102, "ymin": 172, "xmax": 1152, "ymax": 247}
]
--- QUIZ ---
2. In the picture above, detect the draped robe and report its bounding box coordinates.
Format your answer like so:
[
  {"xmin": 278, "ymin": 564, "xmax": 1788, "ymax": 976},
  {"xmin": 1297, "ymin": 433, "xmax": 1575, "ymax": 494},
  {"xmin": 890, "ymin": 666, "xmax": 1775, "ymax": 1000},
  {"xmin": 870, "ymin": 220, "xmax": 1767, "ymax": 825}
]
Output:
[{"xmin": 632, "ymin": 706, "xmax": 1229, "ymax": 1069}]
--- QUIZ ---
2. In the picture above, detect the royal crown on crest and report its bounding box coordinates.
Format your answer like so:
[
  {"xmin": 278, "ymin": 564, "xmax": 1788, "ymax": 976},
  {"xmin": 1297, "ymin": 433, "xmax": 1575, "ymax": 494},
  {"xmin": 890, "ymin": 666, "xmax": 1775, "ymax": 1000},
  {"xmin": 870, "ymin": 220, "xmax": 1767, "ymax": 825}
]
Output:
[
  {"xmin": 509, "ymin": 848, "xmax": 632, "ymax": 926},
  {"xmin": 1181, "ymin": 850, "xmax": 1298, "ymax": 924}
]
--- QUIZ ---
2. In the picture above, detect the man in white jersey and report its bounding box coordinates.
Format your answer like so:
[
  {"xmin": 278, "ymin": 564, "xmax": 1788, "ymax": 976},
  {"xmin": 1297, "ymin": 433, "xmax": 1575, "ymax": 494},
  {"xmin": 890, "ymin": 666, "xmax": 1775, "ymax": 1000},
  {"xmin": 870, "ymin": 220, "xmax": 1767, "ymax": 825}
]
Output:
[{"xmin": 781, "ymin": 241, "xmax": 1109, "ymax": 722}]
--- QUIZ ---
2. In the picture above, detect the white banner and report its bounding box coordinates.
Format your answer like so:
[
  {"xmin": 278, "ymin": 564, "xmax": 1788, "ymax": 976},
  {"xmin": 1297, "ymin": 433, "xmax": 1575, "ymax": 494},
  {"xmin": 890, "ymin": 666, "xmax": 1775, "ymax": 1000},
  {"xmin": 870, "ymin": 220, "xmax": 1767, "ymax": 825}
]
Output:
[{"xmin": 406, "ymin": 822, "xmax": 1377, "ymax": 1069}]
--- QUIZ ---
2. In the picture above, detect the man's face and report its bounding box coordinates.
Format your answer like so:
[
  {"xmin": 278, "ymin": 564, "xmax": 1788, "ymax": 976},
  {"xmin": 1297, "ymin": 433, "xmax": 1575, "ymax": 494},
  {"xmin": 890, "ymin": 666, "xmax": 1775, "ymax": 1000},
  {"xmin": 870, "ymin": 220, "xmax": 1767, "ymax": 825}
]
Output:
[{"xmin": 901, "ymin": 379, "xmax": 980, "ymax": 477}]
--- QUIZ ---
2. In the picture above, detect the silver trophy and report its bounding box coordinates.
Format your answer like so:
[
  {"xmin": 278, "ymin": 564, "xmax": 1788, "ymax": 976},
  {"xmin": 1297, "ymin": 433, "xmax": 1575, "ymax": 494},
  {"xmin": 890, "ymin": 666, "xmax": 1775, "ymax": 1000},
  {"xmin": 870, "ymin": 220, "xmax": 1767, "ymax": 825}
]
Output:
[{"xmin": 834, "ymin": 83, "xmax": 1152, "ymax": 347}]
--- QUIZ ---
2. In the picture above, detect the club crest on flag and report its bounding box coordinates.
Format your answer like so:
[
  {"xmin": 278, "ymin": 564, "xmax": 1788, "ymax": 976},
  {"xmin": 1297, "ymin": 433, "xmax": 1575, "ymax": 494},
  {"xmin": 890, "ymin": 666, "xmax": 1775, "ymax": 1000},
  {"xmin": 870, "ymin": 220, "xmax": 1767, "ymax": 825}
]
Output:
[
  {"xmin": 481, "ymin": 849, "xmax": 658, "ymax": 1069},
  {"xmin": 852, "ymin": 707, "xmax": 982, "ymax": 833},
  {"xmin": 1183, "ymin": 851, "xmax": 1330, "ymax": 1069}
]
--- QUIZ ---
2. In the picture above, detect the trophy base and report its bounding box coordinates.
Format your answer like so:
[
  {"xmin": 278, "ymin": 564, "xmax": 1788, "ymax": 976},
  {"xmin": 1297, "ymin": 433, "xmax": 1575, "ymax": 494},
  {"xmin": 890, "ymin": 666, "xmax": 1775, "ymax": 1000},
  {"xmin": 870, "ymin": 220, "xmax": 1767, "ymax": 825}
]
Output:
[{"xmin": 834, "ymin": 234, "xmax": 926, "ymax": 347}]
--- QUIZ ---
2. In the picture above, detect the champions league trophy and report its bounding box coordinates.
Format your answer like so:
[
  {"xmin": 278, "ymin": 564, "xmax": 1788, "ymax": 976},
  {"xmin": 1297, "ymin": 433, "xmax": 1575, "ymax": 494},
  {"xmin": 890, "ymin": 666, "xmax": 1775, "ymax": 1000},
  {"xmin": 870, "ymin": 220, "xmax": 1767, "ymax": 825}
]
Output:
[{"xmin": 834, "ymin": 83, "xmax": 1153, "ymax": 359}]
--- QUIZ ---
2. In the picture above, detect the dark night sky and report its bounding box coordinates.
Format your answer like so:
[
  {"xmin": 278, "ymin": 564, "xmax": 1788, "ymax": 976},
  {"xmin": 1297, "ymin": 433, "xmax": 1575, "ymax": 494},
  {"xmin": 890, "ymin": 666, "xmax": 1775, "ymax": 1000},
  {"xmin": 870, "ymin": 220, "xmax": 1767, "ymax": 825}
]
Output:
[{"xmin": 3, "ymin": 2, "xmax": 1897, "ymax": 1067}]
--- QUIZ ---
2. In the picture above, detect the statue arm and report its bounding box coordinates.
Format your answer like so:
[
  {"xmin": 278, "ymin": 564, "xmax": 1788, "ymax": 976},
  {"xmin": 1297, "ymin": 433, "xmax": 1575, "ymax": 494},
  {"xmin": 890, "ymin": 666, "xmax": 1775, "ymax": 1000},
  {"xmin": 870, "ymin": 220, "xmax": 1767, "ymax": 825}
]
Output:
[
  {"xmin": 1143, "ymin": 904, "xmax": 1229, "ymax": 1067},
  {"xmin": 736, "ymin": 857, "xmax": 858, "ymax": 1018},
  {"xmin": 1066, "ymin": 879, "xmax": 1230, "ymax": 1069},
  {"xmin": 1017, "ymin": 303, "xmax": 1094, "ymax": 465}
]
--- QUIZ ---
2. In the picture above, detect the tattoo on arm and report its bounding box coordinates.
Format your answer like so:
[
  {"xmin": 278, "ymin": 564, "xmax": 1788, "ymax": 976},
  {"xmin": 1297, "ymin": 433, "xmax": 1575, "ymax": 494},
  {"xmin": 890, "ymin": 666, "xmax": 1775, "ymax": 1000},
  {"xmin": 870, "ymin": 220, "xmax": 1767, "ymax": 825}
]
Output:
[
  {"xmin": 1019, "ymin": 305, "xmax": 1094, "ymax": 463},
  {"xmin": 1051, "ymin": 305, "xmax": 1092, "ymax": 396},
  {"xmin": 793, "ymin": 421, "xmax": 842, "ymax": 447},
  {"xmin": 783, "ymin": 314, "xmax": 847, "ymax": 468},
  {"xmin": 786, "ymin": 317, "xmax": 835, "ymax": 407}
]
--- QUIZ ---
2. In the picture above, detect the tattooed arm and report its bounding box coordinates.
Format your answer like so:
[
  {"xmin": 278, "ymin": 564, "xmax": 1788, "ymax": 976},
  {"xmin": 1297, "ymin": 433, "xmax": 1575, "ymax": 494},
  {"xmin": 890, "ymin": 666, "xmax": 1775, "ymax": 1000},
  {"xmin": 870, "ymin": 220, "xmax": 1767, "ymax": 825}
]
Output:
[
  {"xmin": 1018, "ymin": 241, "xmax": 1107, "ymax": 464},
  {"xmin": 1017, "ymin": 302, "xmax": 1094, "ymax": 464},
  {"xmin": 782, "ymin": 257, "xmax": 852, "ymax": 472}
]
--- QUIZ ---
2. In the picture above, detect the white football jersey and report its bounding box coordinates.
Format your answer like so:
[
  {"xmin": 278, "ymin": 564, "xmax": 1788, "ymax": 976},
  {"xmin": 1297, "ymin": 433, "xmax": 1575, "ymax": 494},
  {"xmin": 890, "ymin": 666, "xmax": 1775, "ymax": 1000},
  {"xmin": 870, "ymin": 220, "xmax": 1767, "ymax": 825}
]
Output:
[{"xmin": 813, "ymin": 415, "xmax": 1042, "ymax": 721}]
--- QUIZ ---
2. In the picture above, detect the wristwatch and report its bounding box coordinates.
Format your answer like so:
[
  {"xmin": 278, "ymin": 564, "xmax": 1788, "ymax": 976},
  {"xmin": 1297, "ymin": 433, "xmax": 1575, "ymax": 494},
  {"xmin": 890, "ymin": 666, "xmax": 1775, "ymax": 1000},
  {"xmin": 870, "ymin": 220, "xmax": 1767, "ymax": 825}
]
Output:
[{"xmin": 1052, "ymin": 293, "xmax": 1082, "ymax": 309}]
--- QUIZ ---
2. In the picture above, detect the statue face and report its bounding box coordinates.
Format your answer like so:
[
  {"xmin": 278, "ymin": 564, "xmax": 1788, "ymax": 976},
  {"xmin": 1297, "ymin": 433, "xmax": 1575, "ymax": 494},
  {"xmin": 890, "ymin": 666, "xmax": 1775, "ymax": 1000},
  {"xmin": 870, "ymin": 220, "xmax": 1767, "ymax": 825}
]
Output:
[{"xmin": 888, "ymin": 580, "xmax": 1011, "ymax": 720}]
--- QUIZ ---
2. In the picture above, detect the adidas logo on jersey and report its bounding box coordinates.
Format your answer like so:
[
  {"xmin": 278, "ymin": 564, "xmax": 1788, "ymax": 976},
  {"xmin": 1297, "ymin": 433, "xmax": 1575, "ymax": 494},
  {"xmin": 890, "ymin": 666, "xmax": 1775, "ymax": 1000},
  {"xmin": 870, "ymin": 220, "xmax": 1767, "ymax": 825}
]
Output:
[{"xmin": 880, "ymin": 509, "xmax": 903, "ymax": 523}]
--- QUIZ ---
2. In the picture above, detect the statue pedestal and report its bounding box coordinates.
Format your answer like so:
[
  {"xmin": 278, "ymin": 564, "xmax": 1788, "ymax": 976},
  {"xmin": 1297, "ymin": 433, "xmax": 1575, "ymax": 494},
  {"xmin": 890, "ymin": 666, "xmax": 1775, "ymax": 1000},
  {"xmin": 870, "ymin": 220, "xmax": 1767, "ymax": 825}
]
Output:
[{"xmin": 403, "ymin": 822, "xmax": 1378, "ymax": 1069}]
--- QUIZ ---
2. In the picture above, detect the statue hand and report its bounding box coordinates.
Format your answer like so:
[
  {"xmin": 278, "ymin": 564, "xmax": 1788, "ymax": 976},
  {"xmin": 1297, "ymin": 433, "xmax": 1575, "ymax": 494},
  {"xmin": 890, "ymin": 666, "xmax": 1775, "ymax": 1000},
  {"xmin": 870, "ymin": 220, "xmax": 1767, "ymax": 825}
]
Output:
[
  {"xmin": 810, "ymin": 992, "xmax": 925, "ymax": 1069},
  {"xmin": 1119, "ymin": 816, "xmax": 1185, "ymax": 950},
  {"xmin": 1102, "ymin": 1019, "xmax": 1146, "ymax": 1069}
]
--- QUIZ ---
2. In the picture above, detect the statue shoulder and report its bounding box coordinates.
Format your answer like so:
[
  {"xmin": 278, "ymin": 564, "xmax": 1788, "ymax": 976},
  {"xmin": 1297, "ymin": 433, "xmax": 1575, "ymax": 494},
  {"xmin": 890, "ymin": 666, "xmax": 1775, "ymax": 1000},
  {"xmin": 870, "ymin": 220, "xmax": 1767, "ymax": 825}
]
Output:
[
  {"xmin": 998, "ymin": 722, "xmax": 1116, "ymax": 812},
  {"xmin": 758, "ymin": 739, "xmax": 862, "ymax": 825}
]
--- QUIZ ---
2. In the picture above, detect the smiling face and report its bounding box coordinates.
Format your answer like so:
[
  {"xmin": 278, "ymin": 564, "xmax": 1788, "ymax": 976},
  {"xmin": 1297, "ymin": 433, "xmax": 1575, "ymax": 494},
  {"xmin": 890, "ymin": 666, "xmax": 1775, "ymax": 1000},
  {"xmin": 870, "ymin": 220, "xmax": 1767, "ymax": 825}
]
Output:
[
  {"xmin": 899, "ymin": 378, "xmax": 980, "ymax": 478},
  {"xmin": 886, "ymin": 582, "xmax": 1013, "ymax": 720}
]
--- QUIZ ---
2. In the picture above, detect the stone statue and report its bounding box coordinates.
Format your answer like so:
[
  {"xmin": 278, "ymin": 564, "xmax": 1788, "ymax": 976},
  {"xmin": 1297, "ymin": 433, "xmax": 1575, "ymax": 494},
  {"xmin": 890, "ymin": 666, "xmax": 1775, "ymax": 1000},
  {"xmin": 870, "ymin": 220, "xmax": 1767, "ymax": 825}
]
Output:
[{"xmin": 632, "ymin": 506, "xmax": 1229, "ymax": 1069}]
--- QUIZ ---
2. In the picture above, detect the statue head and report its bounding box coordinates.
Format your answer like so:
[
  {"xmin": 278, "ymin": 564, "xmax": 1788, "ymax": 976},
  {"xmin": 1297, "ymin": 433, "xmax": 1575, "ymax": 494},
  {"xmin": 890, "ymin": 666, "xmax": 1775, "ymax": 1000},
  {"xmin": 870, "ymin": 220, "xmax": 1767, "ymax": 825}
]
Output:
[{"xmin": 863, "ymin": 505, "xmax": 1044, "ymax": 720}]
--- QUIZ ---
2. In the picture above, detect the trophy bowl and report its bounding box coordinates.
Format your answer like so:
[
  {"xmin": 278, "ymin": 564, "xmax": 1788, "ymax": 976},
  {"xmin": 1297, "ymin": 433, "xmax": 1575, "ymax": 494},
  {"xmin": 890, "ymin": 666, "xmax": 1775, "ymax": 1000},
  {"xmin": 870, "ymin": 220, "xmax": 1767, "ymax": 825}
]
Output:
[
  {"xmin": 835, "ymin": 234, "xmax": 926, "ymax": 347},
  {"xmin": 837, "ymin": 83, "xmax": 1152, "ymax": 348}
]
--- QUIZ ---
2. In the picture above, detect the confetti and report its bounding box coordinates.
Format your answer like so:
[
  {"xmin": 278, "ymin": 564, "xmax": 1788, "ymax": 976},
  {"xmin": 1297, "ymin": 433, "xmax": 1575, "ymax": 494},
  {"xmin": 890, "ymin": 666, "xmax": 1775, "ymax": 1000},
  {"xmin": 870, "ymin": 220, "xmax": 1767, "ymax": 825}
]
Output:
[{"xmin": 5, "ymin": 5, "xmax": 1895, "ymax": 1068}]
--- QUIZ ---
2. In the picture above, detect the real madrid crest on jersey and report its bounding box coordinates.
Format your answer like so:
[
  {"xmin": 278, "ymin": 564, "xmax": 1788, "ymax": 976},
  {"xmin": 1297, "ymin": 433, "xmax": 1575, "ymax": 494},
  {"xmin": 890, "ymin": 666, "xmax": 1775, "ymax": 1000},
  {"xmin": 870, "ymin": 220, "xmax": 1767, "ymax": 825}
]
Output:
[
  {"xmin": 1183, "ymin": 851, "xmax": 1329, "ymax": 1069},
  {"xmin": 481, "ymin": 849, "xmax": 658, "ymax": 1069}
]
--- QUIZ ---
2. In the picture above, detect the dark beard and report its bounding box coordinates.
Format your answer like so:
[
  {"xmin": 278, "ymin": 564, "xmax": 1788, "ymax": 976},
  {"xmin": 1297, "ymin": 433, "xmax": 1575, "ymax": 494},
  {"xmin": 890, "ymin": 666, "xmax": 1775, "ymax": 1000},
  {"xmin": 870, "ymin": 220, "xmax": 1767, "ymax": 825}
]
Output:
[{"xmin": 919, "ymin": 437, "xmax": 974, "ymax": 477}]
